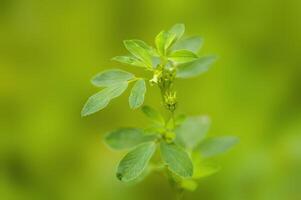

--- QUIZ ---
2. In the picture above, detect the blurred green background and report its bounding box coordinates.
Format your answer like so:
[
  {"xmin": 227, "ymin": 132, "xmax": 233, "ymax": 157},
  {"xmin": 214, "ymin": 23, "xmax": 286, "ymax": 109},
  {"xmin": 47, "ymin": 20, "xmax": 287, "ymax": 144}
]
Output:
[{"xmin": 1, "ymin": 0, "xmax": 301, "ymax": 200}]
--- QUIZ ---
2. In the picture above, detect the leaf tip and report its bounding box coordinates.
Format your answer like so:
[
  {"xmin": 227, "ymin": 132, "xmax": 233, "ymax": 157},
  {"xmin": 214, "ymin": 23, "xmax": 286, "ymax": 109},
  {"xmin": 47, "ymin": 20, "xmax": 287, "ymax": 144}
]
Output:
[
  {"xmin": 123, "ymin": 40, "xmax": 131, "ymax": 46},
  {"xmin": 80, "ymin": 110, "xmax": 88, "ymax": 117},
  {"xmin": 81, "ymin": 105, "xmax": 93, "ymax": 117},
  {"xmin": 175, "ymin": 23, "xmax": 185, "ymax": 29}
]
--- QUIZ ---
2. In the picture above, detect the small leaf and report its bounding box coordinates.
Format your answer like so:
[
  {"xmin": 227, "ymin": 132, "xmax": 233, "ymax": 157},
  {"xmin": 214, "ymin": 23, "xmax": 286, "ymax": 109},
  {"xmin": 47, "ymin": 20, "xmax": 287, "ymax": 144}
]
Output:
[
  {"xmin": 166, "ymin": 114, "xmax": 187, "ymax": 130},
  {"xmin": 160, "ymin": 142, "xmax": 193, "ymax": 178},
  {"xmin": 172, "ymin": 36, "xmax": 203, "ymax": 53},
  {"xmin": 132, "ymin": 39, "xmax": 157, "ymax": 56},
  {"xmin": 198, "ymin": 136, "xmax": 239, "ymax": 158},
  {"xmin": 141, "ymin": 106, "xmax": 165, "ymax": 125},
  {"xmin": 91, "ymin": 69, "xmax": 134, "ymax": 87},
  {"xmin": 169, "ymin": 50, "xmax": 198, "ymax": 63},
  {"xmin": 105, "ymin": 128, "xmax": 156, "ymax": 150},
  {"xmin": 169, "ymin": 24, "xmax": 185, "ymax": 41},
  {"xmin": 124, "ymin": 40, "xmax": 153, "ymax": 68},
  {"xmin": 175, "ymin": 116, "xmax": 210, "ymax": 149},
  {"xmin": 155, "ymin": 31, "xmax": 167, "ymax": 56},
  {"xmin": 112, "ymin": 56, "xmax": 145, "ymax": 68},
  {"xmin": 81, "ymin": 83, "xmax": 128, "ymax": 116},
  {"xmin": 155, "ymin": 31, "xmax": 176, "ymax": 56},
  {"xmin": 129, "ymin": 79, "xmax": 146, "ymax": 109},
  {"xmin": 174, "ymin": 114, "xmax": 187, "ymax": 126},
  {"xmin": 165, "ymin": 34, "xmax": 176, "ymax": 51},
  {"xmin": 116, "ymin": 142, "xmax": 156, "ymax": 182},
  {"xmin": 193, "ymin": 156, "xmax": 221, "ymax": 179},
  {"xmin": 180, "ymin": 180, "xmax": 198, "ymax": 191},
  {"xmin": 176, "ymin": 56, "xmax": 217, "ymax": 78},
  {"xmin": 143, "ymin": 126, "xmax": 166, "ymax": 136}
]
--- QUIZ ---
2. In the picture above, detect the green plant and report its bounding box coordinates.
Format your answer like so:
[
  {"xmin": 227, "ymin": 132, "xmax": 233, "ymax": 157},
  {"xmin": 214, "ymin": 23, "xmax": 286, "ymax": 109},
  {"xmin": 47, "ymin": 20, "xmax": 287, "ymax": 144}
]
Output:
[{"xmin": 81, "ymin": 24, "xmax": 238, "ymax": 199}]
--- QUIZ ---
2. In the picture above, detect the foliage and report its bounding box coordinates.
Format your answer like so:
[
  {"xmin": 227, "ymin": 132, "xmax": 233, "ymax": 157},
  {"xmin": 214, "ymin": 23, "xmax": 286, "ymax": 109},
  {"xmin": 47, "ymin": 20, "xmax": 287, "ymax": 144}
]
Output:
[{"xmin": 82, "ymin": 24, "xmax": 238, "ymax": 197}]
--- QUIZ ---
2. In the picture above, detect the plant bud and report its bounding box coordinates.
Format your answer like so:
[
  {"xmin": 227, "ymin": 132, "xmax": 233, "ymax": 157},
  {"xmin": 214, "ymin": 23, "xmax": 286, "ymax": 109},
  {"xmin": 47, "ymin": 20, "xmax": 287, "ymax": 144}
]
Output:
[
  {"xmin": 164, "ymin": 91, "xmax": 177, "ymax": 111},
  {"xmin": 164, "ymin": 131, "xmax": 176, "ymax": 143}
]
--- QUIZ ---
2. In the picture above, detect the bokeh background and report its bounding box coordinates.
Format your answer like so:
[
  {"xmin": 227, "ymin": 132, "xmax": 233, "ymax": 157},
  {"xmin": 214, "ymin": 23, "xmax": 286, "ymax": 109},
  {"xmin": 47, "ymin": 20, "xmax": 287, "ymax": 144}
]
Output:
[{"xmin": 1, "ymin": 0, "xmax": 301, "ymax": 200}]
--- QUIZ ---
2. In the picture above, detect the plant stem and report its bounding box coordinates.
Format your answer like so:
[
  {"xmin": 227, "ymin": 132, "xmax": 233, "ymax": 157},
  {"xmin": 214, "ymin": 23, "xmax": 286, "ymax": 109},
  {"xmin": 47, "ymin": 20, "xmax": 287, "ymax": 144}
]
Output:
[{"xmin": 172, "ymin": 110, "xmax": 176, "ymax": 128}]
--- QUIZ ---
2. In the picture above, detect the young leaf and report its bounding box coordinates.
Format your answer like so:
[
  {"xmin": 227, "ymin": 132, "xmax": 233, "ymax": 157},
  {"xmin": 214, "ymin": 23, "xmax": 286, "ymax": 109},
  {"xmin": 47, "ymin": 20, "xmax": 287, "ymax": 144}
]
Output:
[
  {"xmin": 116, "ymin": 142, "xmax": 156, "ymax": 182},
  {"xmin": 172, "ymin": 36, "xmax": 203, "ymax": 53},
  {"xmin": 91, "ymin": 69, "xmax": 134, "ymax": 87},
  {"xmin": 81, "ymin": 83, "xmax": 128, "ymax": 116},
  {"xmin": 155, "ymin": 31, "xmax": 176, "ymax": 56},
  {"xmin": 169, "ymin": 24, "xmax": 185, "ymax": 41},
  {"xmin": 160, "ymin": 142, "xmax": 193, "ymax": 178},
  {"xmin": 180, "ymin": 179, "xmax": 198, "ymax": 191},
  {"xmin": 176, "ymin": 56, "xmax": 217, "ymax": 78},
  {"xmin": 193, "ymin": 155, "xmax": 221, "ymax": 179},
  {"xmin": 124, "ymin": 40, "xmax": 153, "ymax": 68},
  {"xmin": 105, "ymin": 128, "xmax": 156, "ymax": 150},
  {"xmin": 141, "ymin": 106, "xmax": 165, "ymax": 125},
  {"xmin": 198, "ymin": 136, "xmax": 239, "ymax": 158},
  {"xmin": 169, "ymin": 50, "xmax": 198, "ymax": 63},
  {"xmin": 112, "ymin": 56, "xmax": 145, "ymax": 68},
  {"xmin": 174, "ymin": 114, "xmax": 187, "ymax": 126},
  {"xmin": 132, "ymin": 39, "xmax": 157, "ymax": 56},
  {"xmin": 129, "ymin": 79, "xmax": 146, "ymax": 109},
  {"xmin": 166, "ymin": 114, "xmax": 187, "ymax": 130},
  {"xmin": 175, "ymin": 116, "xmax": 210, "ymax": 149}
]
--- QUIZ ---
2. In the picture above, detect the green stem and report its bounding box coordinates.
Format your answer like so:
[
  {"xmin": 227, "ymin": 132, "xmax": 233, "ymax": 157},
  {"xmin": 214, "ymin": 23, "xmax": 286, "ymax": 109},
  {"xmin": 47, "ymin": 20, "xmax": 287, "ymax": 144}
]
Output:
[
  {"xmin": 171, "ymin": 110, "xmax": 175, "ymax": 129},
  {"xmin": 160, "ymin": 87, "xmax": 166, "ymax": 104}
]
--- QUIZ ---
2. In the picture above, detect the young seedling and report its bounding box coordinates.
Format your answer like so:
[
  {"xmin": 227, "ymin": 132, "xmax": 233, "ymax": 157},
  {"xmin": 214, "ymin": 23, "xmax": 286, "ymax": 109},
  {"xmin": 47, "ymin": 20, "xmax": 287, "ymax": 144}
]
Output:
[{"xmin": 81, "ymin": 24, "xmax": 238, "ymax": 199}]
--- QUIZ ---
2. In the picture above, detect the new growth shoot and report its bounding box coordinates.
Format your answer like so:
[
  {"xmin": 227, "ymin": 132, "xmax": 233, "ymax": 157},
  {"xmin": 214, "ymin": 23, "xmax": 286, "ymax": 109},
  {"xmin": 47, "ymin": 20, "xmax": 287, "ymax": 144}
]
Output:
[{"xmin": 81, "ymin": 24, "xmax": 238, "ymax": 199}]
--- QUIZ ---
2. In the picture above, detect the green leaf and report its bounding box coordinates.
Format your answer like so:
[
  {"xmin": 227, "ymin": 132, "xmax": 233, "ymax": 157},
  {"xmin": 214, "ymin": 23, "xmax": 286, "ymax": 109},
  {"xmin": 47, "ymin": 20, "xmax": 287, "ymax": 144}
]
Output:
[
  {"xmin": 129, "ymin": 79, "xmax": 146, "ymax": 109},
  {"xmin": 132, "ymin": 39, "xmax": 157, "ymax": 56},
  {"xmin": 166, "ymin": 114, "xmax": 187, "ymax": 130},
  {"xmin": 165, "ymin": 168, "xmax": 182, "ymax": 188},
  {"xmin": 174, "ymin": 114, "xmax": 187, "ymax": 126},
  {"xmin": 155, "ymin": 31, "xmax": 167, "ymax": 56},
  {"xmin": 126, "ymin": 164, "xmax": 152, "ymax": 185},
  {"xmin": 151, "ymin": 57, "xmax": 161, "ymax": 68},
  {"xmin": 81, "ymin": 83, "xmax": 128, "ymax": 116},
  {"xmin": 175, "ymin": 116, "xmax": 210, "ymax": 150},
  {"xmin": 124, "ymin": 40, "xmax": 153, "ymax": 68},
  {"xmin": 176, "ymin": 56, "xmax": 217, "ymax": 78},
  {"xmin": 160, "ymin": 142, "xmax": 193, "ymax": 178},
  {"xmin": 198, "ymin": 136, "xmax": 239, "ymax": 158},
  {"xmin": 155, "ymin": 31, "xmax": 176, "ymax": 56},
  {"xmin": 169, "ymin": 24, "xmax": 185, "ymax": 41},
  {"xmin": 193, "ymin": 155, "xmax": 221, "ymax": 179},
  {"xmin": 104, "ymin": 128, "xmax": 156, "ymax": 150},
  {"xmin": 141, "ymin": 106, "xmax": 165, "ymax": 125},
  {"xmin": 169, "ymin": 50, "xmax": 198, "ymax": 63},
  {"xmin": 116, "ymin": 142, "xmax": 156, "ymax": 182},
  {"xmin": 91, "ymin": 69, "xmax": 134, "ymax": 87},
  {"xmin": 112, "ymin": 56, "xmax": 145, "ymax": 68},
  {"xmin": 172, "ymin": 36, "xmax": 203, "ymax": 53},
  {"xmin": 180, "ymin": 179, "xmax": 198, "ymax": 191}
]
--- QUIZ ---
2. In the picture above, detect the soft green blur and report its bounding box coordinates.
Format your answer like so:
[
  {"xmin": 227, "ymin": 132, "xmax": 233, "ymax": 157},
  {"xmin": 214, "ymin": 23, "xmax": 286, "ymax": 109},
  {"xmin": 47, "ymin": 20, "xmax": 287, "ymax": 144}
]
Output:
[{"xmin": 1, "ymin": 0, "xmax": 301, "ymax": 200}]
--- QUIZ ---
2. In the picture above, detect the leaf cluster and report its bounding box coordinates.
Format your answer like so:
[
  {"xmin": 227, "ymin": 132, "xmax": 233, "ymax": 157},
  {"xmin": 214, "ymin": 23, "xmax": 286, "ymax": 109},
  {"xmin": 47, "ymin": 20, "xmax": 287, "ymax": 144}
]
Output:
[
  {"xmin": 81, "ymin": 24, "xmax": 216, "ymax": 116},
  {"xmin": 104, "ymin": 108, "xmax": 238, "ymax": 191}
]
